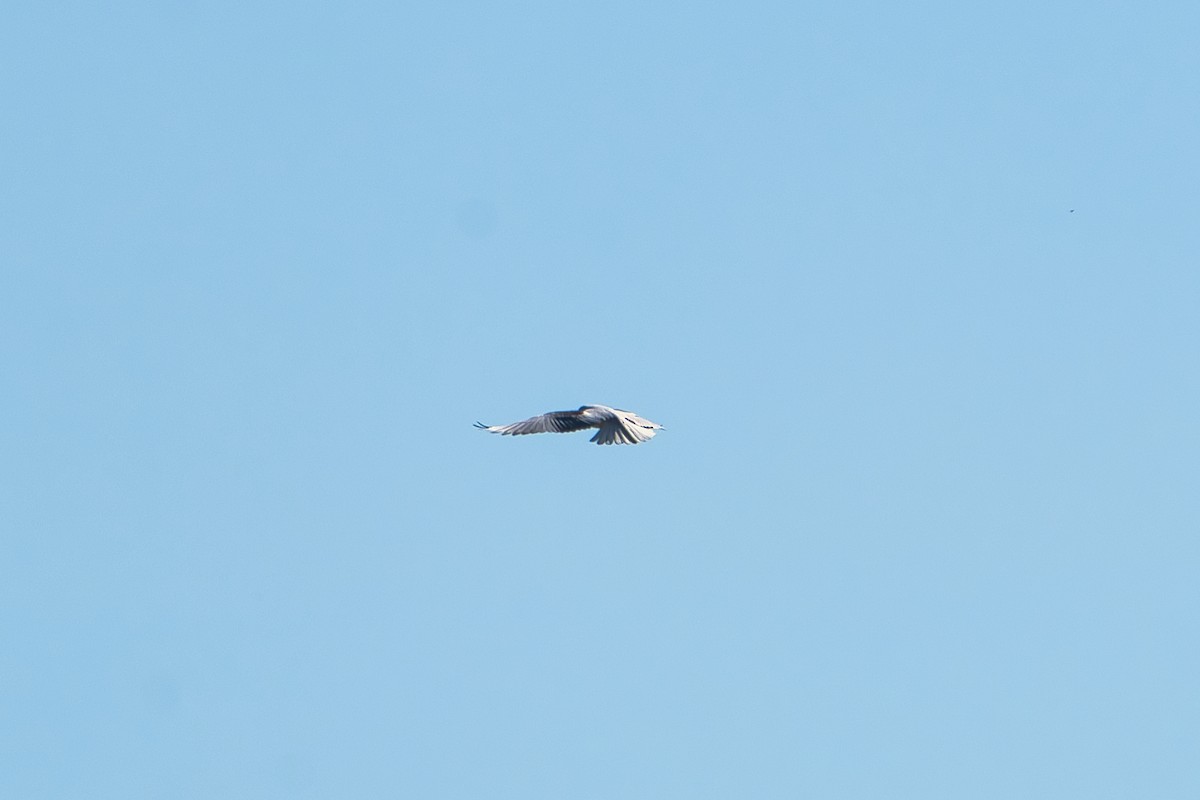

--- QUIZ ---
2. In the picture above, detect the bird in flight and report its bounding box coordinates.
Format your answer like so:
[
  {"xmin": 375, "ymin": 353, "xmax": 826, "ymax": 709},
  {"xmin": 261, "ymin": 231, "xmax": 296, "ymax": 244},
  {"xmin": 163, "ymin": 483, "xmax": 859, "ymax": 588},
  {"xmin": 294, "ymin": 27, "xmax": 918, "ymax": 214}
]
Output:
[{"xmin": 475, "ymin": 404, "xmax": 664, "ymax": 445}]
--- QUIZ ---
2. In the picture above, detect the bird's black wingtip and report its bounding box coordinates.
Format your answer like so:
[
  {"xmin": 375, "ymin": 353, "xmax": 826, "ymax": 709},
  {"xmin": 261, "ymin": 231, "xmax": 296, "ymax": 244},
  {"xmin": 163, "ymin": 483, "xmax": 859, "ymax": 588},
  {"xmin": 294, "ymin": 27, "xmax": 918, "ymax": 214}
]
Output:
[{"xmin": 473, "ymin": 421, "xmax": 489, "ymax": 430}]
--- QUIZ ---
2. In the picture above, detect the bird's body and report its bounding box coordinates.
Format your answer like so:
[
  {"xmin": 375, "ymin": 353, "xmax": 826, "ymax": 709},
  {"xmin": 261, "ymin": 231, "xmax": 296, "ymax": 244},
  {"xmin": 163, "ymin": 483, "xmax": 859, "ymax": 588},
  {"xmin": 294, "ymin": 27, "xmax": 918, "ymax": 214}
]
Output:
[{"xmin": 475, "ymin": 404, "xmax": 664, "ymax": 445}]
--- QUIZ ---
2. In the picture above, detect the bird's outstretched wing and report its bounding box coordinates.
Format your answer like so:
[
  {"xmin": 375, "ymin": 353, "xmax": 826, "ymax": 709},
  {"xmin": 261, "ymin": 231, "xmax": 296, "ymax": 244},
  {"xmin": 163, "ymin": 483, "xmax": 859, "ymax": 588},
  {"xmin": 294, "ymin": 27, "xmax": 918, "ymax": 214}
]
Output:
[
  {"xmin": 474, "ymin": 410, "xmax": 596, "ymax": 436},
  {"xmin": 590, "ymin": 417, "xmax": 657, "ymax": 445}
]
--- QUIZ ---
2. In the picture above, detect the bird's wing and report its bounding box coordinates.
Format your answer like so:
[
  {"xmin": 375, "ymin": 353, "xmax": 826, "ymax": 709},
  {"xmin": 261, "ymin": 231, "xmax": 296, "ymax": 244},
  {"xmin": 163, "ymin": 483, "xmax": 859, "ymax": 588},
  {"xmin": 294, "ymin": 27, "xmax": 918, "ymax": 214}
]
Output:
[
  {"xmin": 590, "ymin": 418, "xmax": 656, "ymax": 445},
  {"xmin": 475, "ymin": 410, "xmax": 597, "ymax": 436},
  {"xmin": 620, "ymin": 412, "xmax": 660, "ymax": 430}
]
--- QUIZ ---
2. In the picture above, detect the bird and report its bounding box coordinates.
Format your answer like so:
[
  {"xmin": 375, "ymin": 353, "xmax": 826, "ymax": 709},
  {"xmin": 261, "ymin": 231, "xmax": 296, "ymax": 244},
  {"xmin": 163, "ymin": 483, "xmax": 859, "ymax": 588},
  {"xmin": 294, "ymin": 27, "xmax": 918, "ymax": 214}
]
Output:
[{"xmin": 474, "ymin": 404, "xmax": 664, "ymax": 445}]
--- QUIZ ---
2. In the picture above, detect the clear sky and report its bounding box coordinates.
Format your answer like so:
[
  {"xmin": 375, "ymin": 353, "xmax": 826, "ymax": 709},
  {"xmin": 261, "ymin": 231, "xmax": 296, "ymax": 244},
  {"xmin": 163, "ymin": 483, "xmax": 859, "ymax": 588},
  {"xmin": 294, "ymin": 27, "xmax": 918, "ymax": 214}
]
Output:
[{"xmin": 3, "ymin": 2, "xmax": 1198, "ymax": 798}]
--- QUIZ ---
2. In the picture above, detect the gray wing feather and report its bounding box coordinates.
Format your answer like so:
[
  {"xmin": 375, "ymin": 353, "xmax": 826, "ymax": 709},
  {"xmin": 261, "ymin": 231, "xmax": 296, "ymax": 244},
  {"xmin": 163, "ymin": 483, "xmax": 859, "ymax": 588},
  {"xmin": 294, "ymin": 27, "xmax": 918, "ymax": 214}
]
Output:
[
  {"xmin": 590, "ymin": 419, "xmax": 656, "ymax": 445},
  {"xmin": 479, "ymin": 410, "xmax": 596, "ymax": 436}
]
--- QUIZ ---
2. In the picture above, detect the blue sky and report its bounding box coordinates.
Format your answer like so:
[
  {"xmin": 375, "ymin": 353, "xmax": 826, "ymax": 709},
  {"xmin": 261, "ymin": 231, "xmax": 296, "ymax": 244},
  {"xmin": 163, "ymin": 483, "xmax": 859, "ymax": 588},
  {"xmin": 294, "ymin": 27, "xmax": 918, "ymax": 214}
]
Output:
[{"xmin": 3, "ymin": 2, "xmax": 1198, "ymax": 797}]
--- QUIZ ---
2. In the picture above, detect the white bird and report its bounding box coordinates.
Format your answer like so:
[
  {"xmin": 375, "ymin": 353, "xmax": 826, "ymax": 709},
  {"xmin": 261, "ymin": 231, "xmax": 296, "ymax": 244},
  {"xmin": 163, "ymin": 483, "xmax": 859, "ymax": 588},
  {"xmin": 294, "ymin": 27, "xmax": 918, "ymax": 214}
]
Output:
[{"xmin": 475, "ymin": 404, "xmax": 664, "ymax": 446}]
